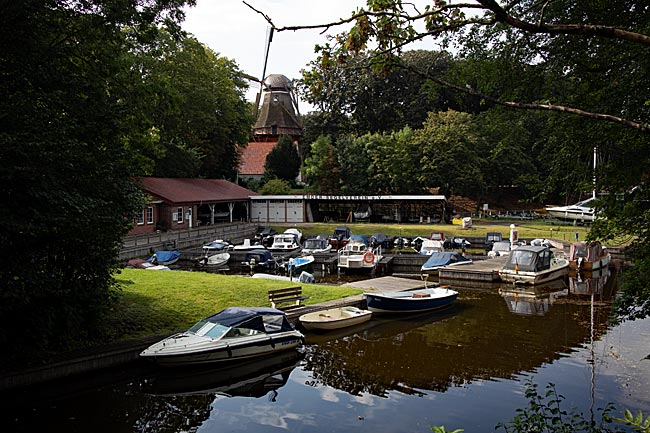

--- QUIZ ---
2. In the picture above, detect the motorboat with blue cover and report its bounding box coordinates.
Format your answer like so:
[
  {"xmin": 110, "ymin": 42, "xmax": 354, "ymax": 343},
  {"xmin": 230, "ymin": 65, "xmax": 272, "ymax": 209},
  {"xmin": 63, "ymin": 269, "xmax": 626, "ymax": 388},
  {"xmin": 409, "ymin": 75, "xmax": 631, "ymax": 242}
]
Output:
[
  {"xmin": 420, "ymin": 251, "xmax": 472, "ymax": 273},
  {"xmin": 150, "ymin": 250, "xmax": 180, "ymax": 266},
  {"xmin": 140, "ymin": 307, "xmax": 304, "ymax": 366},
  {"xmin": 364, "ymin": 286, "xmax": 459, "ymax": 314}
]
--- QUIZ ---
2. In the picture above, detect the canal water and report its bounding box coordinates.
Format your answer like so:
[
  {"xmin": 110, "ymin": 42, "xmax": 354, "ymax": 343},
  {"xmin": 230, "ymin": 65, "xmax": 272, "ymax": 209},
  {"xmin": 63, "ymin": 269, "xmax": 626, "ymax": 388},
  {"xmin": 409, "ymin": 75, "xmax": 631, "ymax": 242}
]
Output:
[{"xmin": 2, "ymin": 273, "xmax": 649, "ymax": 433}]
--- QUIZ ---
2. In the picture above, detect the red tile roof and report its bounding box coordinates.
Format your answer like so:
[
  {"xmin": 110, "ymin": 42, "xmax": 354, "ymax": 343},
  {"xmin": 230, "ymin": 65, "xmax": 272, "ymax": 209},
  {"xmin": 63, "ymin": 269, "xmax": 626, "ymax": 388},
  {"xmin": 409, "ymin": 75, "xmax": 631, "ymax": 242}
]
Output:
[
  {"xmin": 137, "ymin": 177, "xmax": 257, "ymax": 204},
  {"xmin": 238, "ymin": 141, "xmax": 277, "ymax": 175}
]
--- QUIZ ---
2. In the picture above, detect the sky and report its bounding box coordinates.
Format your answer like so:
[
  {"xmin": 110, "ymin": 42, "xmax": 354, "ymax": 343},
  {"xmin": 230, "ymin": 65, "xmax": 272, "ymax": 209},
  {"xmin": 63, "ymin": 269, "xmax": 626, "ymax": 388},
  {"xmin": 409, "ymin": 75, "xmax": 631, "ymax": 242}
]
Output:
[{"xmin": 182, "ymin": 1, "xmax": 367, "ymax": 113}]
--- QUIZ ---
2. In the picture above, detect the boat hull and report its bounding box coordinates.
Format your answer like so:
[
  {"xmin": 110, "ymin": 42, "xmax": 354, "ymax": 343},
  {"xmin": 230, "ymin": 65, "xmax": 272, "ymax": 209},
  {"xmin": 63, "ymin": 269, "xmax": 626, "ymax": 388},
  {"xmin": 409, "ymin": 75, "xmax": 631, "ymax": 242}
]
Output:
[
  {"xmin": 499, "ymin": 262, "xmax": 569, "ymax": 285},
  {"xmin": 364, "ymin": 288, "xmax": 458, "ymax": 314},
  {"xmin": 140, "ymin": 331, "xmax": 304, "ymax": 367},
  {"xmin": 299, "ymin": 307, "xmax": 372, "ymax": 331},
  {"xmin": 568, "ymin": 254, "xmax": 610, "ymax": 271}
]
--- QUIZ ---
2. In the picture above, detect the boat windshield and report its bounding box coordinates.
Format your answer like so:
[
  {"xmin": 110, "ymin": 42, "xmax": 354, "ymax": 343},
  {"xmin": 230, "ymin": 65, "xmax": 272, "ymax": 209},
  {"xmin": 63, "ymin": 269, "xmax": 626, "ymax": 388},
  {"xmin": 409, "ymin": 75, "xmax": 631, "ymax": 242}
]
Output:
[
  {"xmin": 188, "ymin": 320, "xmax": 230, "ymax": 339},
  {"xmin": 509, "ymin": 250, "xmax": 536, "ymax": 266},
  {"xmin": 224, "ymin": 327, "xmax": 262, "ymax": 338}
]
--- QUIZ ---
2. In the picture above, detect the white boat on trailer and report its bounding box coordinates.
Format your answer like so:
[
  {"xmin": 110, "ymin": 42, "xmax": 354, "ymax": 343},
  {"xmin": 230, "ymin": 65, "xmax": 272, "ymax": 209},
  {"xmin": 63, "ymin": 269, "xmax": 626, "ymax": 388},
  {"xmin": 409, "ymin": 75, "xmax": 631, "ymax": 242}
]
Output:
[{"xmin": 140, "ymin": 307, "xmax": 304, "ymax": 366}]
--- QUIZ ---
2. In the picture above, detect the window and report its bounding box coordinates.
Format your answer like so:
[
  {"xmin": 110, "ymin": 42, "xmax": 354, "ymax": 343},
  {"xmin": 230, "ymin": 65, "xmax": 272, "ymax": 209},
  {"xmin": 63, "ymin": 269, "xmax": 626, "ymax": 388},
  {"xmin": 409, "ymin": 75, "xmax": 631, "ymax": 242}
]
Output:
[
  {"xmin": 177, "ymin": 207, "xmax": 183, "ymax": 223},
  {"xmin": 146, "ymin": 207, "xmax": 154, "ymax": 224},
  {"xmin": 136, "ymin": 209, "xmax": 144, "ymax": 225}
]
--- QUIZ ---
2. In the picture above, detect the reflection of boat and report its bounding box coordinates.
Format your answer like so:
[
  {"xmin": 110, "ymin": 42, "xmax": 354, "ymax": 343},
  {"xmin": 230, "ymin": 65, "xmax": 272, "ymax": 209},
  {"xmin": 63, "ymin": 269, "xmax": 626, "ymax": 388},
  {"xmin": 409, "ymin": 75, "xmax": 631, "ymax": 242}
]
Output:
[
  {"xmin": 568, "ymin": 267, "xmax": 610, "ymax": 296},
  {"xmin": 545, "ymin": 197, "xmax": 596, "ymax": 222},
  {"xmin": 498, "ymin": 284, "xmax": 568, "ymax": 316},
  {"xmin": 364, "ymin": 286, "xmax": 458, "ymax": 314},
  {"xmin": 140, "ymin": 307, "xmax": 304, "ymax": 366},
  {"xmin": 499, "ymin": 246, "xmax": 569, "ymax": 285},
  {"xmin": 568, "ymin": 241, "xmax": 610, "ymax": 271},
  {"xmin": 146, "ymin": 349, "xmax": 302, "ymax": 397},
  {"xmin": 299, "ymin": 306, "xmax": 372, "ymax": 331},
  {"xmin": 421, "ymin": 251, "xmax": 472, "ymax": 273},
  {"xmin": 150, "ymin": 250, "xmax": 180, "ymax": 265}
]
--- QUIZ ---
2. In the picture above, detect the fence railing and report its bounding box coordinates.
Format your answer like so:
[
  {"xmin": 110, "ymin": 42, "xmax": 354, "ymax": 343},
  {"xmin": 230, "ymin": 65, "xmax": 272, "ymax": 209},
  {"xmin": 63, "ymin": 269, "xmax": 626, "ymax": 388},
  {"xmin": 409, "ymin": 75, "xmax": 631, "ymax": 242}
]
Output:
[{"xmin": 120, "ymin": 222, "xmax": 259, "ymax": 260}]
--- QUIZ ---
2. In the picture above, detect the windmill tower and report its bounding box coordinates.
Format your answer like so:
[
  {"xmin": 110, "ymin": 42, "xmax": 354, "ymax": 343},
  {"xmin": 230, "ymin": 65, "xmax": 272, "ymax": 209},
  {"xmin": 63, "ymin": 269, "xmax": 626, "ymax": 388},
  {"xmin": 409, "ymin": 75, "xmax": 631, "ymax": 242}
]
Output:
[{"xmin": 252, "ymin": 74, "xmax": 303, "ymax": 142}]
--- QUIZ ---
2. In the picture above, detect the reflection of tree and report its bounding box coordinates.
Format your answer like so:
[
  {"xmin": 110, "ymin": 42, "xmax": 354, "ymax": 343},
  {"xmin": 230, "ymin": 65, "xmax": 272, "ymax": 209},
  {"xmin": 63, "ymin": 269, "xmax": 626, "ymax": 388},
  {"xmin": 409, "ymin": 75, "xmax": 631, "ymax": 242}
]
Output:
[
  {"xmin": 133, "ymin": 395, "xmax": 212, "ymax": 433},
  {"xmin": 303, "ymin": 285, "xmax": 616, "ymax": 398}
]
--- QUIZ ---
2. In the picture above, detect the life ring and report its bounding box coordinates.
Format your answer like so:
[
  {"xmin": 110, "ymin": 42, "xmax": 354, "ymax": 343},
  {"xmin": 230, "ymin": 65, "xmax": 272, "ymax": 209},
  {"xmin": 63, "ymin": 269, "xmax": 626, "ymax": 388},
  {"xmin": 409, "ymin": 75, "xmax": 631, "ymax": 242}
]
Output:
[{"xmin": 363, "ymin": 251, "xmax": 375, "ymax": 264}]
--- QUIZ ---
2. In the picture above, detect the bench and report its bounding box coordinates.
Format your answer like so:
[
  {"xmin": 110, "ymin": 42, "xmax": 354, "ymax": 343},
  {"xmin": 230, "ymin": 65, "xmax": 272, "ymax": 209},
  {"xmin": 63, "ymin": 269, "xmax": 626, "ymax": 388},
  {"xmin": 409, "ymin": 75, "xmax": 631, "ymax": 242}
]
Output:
[{"xmin": 268, "ymin": 286, "xmax": 309, "ymax": 311}]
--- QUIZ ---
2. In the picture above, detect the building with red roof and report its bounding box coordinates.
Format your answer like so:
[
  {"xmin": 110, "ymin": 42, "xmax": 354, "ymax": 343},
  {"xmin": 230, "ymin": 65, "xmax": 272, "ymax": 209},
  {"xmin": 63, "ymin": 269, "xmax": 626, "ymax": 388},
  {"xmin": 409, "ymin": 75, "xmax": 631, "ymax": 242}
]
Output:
[{"xmin": 130, "ymin": 177, "xmax": 257, "ymax": 234}]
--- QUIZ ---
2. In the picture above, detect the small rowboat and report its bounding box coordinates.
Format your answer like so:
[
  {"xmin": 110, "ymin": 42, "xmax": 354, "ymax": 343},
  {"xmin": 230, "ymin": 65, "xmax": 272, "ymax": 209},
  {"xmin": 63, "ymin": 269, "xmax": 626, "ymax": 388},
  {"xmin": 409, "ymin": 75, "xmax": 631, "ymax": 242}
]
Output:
[{"xmin": 299, "ymin": 306, "xmax": 372, "ymax": 331}]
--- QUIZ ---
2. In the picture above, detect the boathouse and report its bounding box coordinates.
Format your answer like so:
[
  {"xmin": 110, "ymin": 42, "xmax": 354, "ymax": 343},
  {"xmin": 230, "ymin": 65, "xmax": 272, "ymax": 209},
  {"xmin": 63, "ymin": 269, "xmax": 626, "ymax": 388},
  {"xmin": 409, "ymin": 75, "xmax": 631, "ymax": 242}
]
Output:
[
  {"xmin": 130, "ymin": 177, "xmax": 257, "ymax": 234},
  {"xmin": 250, "ymin": 194, "xmax": 449, "ymax": 224}
]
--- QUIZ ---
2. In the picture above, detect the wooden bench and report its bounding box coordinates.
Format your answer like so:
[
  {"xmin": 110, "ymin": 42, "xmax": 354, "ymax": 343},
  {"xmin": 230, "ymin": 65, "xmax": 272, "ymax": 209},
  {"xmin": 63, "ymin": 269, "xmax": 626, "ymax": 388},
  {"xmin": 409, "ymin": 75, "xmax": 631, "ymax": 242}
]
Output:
[{"xmin": 268, "ymin": 286, "xmax": 309, "ymax": 311}]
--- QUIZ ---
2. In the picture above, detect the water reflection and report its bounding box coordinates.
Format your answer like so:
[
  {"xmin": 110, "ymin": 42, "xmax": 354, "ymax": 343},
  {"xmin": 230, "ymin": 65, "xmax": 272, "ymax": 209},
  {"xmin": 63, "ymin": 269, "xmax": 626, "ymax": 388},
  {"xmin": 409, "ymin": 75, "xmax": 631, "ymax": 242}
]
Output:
[
  {"xmin": 301, "ymin": 281, "xmax": 616, "ymax": 399},
  {"xmin": 1, "ymin": 275, "xmax": 626, "ymax": 433},
  {"xmin": 498, "ymin": 280, "xmax": 569, "ymax": 316}
]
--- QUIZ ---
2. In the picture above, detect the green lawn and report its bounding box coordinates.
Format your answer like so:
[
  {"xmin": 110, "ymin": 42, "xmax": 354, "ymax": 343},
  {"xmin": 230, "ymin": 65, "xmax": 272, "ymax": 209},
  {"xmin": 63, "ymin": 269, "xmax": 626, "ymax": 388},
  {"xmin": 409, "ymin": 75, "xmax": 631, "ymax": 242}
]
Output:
[
  {"xmin": 108, "ymin": 269, "xmax": 362, "ymax": 341},
  {"xmin": 271, "ymin": 220, "xmax": 594, "ymax": 243}
]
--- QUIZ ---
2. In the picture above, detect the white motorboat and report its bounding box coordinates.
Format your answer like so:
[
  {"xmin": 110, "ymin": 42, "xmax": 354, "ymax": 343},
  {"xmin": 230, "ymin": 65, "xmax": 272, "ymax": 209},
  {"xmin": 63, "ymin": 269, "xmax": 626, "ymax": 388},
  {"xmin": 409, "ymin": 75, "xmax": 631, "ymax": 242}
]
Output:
[
  {"xmin": 545, "ymin": 197, "xmax": 595, "ymax": 222},
  {"xmin": 499, "ymin": 245, "xmax": 569, "ymax": 285},
  {"xmin": 301, "ymin": 237, "xmax": 332, "ymax": 254},
  {"xmin": 268, "ymin": 234, "xmax": 301, "ymax": 252},
  {"xmin": 299, "ymin": 306, "xmax": 372, "ymax": 331},
  {"xmin": 199, "ymin": 252, "xmax": 230, "ymax": 267},
  {"xmin": 337, "ymin": 238, "xmax": 381, "ymax": 271},
  {"xmin": 140, "ymin": 307, "xmax": 304, "ymax": 366}
]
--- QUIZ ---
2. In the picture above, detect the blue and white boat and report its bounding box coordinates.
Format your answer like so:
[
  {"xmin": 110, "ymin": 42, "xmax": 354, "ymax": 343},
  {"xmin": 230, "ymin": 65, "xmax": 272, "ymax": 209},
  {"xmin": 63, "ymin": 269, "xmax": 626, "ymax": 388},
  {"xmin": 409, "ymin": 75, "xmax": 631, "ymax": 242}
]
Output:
[
  {"xmin": 150, "ymin": 250, "xmax": 181, "ymax": 266},
  {"xmin": 140, "ymin": 307, "xmax": 304, "ymax": 366},
  {"xmin": 420, "ymin": 251, "xmax": 472, "ymax": 273},
  {"xmin": 364, "ymin": 286, "xmax": 459, "ymax": 314}
]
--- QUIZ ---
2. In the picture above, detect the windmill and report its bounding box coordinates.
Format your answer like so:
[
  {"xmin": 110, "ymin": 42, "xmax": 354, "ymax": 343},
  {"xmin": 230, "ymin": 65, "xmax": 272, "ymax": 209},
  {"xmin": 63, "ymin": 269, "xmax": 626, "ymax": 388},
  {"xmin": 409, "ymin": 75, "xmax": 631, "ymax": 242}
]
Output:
[{"xmin": 241, "ymin": 27, "xmax": 303, "ymax": 142}]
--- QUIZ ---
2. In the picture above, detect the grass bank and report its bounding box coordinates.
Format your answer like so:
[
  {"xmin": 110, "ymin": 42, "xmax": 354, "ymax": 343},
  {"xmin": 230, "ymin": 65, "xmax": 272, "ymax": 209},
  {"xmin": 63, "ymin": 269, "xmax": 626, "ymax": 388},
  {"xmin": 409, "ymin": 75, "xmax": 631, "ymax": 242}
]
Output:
[
  {"xmin": 271, "ymin": 220, "xmax": 594, "ymax": 243},
  {"xmin": 107, "ymin": 269, "xmax": 362, "ymax": 342}
]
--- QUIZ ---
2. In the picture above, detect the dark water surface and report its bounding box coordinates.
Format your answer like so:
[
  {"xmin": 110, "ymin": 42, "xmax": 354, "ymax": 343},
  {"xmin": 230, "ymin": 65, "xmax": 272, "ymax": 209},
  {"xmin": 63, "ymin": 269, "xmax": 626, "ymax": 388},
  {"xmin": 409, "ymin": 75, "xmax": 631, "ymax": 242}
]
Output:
[{"xmin": 2, "ymin": 275, "xmax": 649, "ymax": 433}]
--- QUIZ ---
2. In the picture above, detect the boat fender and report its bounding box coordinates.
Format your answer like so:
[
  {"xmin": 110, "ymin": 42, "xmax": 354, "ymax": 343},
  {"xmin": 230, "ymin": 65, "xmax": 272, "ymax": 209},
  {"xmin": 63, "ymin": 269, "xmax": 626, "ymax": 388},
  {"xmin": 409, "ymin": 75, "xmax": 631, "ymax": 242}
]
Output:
[
  {"xmin": 226, "ymin": 343, "xmax": 232, "ymax": 358},
  {"xmin": 363, "ymin": 251, "xmax": 375, "ymax": 264},
  {"xmin": 269, "ymin": 336, "xmax": 275, "ymax": 349}
]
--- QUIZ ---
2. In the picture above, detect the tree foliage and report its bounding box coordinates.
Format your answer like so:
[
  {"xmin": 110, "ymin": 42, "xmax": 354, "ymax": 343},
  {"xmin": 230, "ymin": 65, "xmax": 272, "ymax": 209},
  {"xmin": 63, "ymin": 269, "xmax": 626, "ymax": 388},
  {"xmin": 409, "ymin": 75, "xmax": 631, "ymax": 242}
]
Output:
[
  {"xmin": 264, "ymin": 135, "xmax": 301, "ymax": 183},
  {"xmin": 0, "ymin": 0, "xmax": 268, "ymax": 363},
  {"xmin": 255, "ymin": 0, "xmax": 650, "ymax": 315},
  {"xmin": 129, "ymin": 30, "xmax": 253, "ymax": 178}
]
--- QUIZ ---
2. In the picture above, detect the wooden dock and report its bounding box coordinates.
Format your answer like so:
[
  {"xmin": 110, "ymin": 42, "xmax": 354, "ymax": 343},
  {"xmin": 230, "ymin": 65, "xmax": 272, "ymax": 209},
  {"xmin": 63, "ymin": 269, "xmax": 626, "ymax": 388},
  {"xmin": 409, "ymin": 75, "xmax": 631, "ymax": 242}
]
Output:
[{"xmin": 438, "ymin": 256, "xmax": 507, "ymax": 288}]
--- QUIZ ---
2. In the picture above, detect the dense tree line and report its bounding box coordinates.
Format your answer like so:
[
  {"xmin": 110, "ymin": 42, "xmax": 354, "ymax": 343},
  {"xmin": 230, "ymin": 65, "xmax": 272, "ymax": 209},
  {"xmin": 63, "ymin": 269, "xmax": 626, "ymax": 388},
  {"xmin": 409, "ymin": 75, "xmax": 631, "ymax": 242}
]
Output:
[{"xmin": 0, "ymin": 0, "xmax": 252, "ymax": 362}]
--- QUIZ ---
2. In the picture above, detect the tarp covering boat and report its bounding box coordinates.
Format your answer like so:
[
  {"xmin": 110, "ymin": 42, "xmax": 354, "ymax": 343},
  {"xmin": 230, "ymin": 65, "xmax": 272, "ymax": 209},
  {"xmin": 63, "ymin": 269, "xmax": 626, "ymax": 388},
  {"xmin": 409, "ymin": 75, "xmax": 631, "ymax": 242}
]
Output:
[
  {"xmin": 202, "ymin": 307, "xmax": 295, "ymax": 334},
  {"xmin": 421, "ymin": 251, "xmax": 471, "ymax": 271}
]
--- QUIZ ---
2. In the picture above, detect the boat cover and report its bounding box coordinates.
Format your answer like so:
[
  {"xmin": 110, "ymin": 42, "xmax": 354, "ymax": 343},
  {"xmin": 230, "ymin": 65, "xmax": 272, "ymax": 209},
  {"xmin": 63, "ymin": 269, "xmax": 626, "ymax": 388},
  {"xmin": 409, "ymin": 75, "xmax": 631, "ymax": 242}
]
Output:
[
  {"xmin": 204, "ymin": 307, "xmax": 295, "ymax": 334},
  {"xmin": 502, "ymin": 246, "xmax": 552, "ymax": 272},
  {"xmin": 422, "ymin": 252, "xmax": 470, "ymax": 269},
  {"xmin": 150, "ymin": 250, "xmax": 180, "ymax": 263},
  {"xmin": 569, "ymin": 241, "xmax": 603, "ymax": 261}
]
